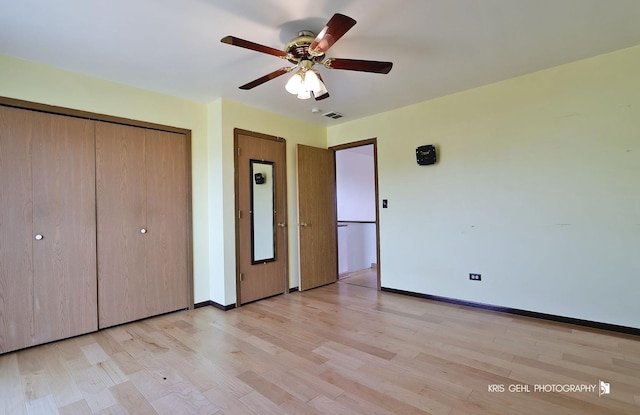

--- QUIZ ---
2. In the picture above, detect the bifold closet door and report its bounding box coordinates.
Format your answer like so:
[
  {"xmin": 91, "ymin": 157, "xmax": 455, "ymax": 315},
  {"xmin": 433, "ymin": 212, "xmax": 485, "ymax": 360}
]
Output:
[
  {"xmin": 0, "ymin": 106, "xmax": 97, "ymax": 354},
  {"xmin": 144, "ymin": 129, "xmax": 189, "ymax": 318},
  {"xmin": 31, "ymin": 111, "xmax": 98, "ymax": 344},
  {"xmin": 96, "ymin": 122, "xmax": 189, "ymax": 328},
  {"xmin": 0, "ymin": 106, "xmax": 35, "ymax": 353}
]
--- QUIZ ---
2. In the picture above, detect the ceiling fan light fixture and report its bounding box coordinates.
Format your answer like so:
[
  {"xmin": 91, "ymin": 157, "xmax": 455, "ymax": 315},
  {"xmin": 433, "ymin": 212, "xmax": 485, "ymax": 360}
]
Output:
[
  {"xmin": 311, "ymin": 71, "xmax": 328, "ymax": 98},
  {"xmin": 304, "ymin": 70, "xmax": 321, "ymax": 92},
  {"xmin": 297, "ymin": 89, "xmax": 312, "ymax": 100},
  {"xmin": 285, "ymin": 68, "xmax": 328, "ymax": 100},
  {"xmin": 285, "ymin": 71, "xmax": 304, "ymax": 94}
]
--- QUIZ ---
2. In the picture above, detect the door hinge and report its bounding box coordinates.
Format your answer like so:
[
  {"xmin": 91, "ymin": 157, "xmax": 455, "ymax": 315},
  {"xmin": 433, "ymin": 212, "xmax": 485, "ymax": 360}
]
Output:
[
  {"xmin": 239, "ymin": 272, "xmax": 243, "ymax": 282},
  {"xmin": 238, "ymin": 210, "xmax": 242, "ymax": 219},
  {"xmin": 237, "ymin": 147, "xmax": 240, "ymax": 157}
]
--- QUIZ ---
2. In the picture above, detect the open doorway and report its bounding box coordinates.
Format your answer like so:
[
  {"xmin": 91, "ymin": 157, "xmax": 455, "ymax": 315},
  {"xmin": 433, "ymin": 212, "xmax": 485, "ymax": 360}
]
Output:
[{"xmin": 333, "ymin": 140, "xmax": 379, "ymax": 289}]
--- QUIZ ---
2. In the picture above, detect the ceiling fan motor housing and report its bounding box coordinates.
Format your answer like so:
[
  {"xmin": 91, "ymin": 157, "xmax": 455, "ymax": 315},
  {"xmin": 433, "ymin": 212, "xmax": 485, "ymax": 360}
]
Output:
[{"xmin": 285, "ymin": 31, "xmax": 324, "ymax": 64}]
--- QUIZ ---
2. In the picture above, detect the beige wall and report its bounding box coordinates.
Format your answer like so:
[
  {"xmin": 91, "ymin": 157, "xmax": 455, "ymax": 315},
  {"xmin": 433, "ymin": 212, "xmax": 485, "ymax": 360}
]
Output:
[
  {"xmin": 4, "ymin": 44, "xmax": 639, "ymax": 328},
  {"xmin": 328, "ymin": 46, "xmax": 640, "ymax": 328}
]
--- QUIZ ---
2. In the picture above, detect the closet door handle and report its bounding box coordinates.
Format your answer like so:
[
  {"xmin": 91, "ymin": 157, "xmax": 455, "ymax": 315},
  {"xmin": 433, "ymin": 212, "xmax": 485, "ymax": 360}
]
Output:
[
  {"xmin": 140, "ymin": 228, "xmax": 147, "ymax": 234},
  {"xmin": 35, "ymin": 234, "xmax": 44, "ymax": 241}
]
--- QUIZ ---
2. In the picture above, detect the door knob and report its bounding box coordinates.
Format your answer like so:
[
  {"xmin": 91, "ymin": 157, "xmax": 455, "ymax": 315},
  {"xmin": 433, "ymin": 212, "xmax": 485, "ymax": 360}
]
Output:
[
  {"xmin": 140, "ymin": 228, "xmax": 147, "ymax": 234},
  {"xmin": 35, "ymin": 234, "xmax": 43, "ymax": 241},
  {"xmin": 299, "ymin": 222, "xmax": 308, "ymax": 227},
  {"xmin": 277, "ymin": 223, "xmax": 286, "ymax": 228}
]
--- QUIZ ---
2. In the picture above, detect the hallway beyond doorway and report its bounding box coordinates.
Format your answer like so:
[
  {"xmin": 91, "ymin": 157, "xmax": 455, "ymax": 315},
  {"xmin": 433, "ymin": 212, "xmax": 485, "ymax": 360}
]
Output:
[{"xmin": 340, "ymin": 266, "xmax": 377, "ymax": 289}]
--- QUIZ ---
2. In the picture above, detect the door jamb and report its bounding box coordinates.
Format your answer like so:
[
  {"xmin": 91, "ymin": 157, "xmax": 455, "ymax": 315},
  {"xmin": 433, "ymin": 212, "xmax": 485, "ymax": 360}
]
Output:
[{"xmin": 329, "ymin": 138, "xmax": 381, "ymax": 290}]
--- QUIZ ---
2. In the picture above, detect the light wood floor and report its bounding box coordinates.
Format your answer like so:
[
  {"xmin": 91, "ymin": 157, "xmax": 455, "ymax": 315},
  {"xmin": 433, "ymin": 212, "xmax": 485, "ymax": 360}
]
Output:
[
  {"xmin": 340, "ymin": 267, "xmax": 378, "ymax": 289},
  {"xmin": 1, "ymin": 282, "xmax": 639, "ymax": 415}
]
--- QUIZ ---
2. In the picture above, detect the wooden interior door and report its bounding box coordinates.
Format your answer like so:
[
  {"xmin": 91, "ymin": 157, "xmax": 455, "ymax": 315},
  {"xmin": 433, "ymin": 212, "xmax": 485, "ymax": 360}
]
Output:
[
  {"xmin": 96, "ymin": 122, "xmax": 148, "ymax": 328},
  {"xmin": 296, "ymin": 144, "xmax": 338, "ymax": 290},
  {"xmin": 32, "ymin": 112, "xmax": 97, "ymax": 343},
  {"xmin": 0, "ymin": 106, "xmax": 35, "ymax": 353},
  {"xmin": 96, "ymin": 122, "xmax": 190, "ymax": 328},
  {"xmin": 0, "ymin": 107, "xmax": 98, "ymax": 353},
  {"xmin": 235, "ymin": 130, "xmax": 286, "ymax": 304},
  {"xmin": 144, "ymin": 129, "xmax": 190, "ymax": 316}
]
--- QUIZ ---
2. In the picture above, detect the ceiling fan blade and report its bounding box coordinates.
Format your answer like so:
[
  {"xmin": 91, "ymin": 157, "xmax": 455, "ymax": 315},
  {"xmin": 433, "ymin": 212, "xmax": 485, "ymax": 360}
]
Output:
[
  {"xmin": 325, "ymin": 58, "xmax": 393, "ymax": 74},
  {"xmin": 221, "ymin": 36, "xmax": 288, "ymax": 58},
  {"xmin": 309, "ymin": 13, "xmax": 356, "ymax": 55},
  {"xmin": 239, "ymin": 68, "xmax": 291, "ymax": 90}
]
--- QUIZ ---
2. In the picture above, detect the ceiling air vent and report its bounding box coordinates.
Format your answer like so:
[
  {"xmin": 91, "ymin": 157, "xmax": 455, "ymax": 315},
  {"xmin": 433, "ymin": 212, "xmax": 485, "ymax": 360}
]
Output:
[{"xmin": 323, "ymin": 111, "xmax": 344, "ymax": 119}]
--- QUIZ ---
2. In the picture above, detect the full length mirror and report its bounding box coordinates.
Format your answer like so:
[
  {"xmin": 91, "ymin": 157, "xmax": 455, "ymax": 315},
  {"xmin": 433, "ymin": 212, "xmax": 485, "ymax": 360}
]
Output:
[{"xmin": 250, "ymin": 160, "xmax": 276, "ymax": 264}]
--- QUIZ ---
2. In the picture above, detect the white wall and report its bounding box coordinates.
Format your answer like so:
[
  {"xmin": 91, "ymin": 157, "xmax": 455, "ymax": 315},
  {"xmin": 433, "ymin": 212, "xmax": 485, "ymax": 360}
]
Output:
[
  {"xmin": 338, "ymin": 223, "xmax": 377, "ymax": 273},
  {"xmin": 327, "ymin": 46, "xmax": 640, "ymax": 329},
  {"xmin": 336, "ymin": 145, "xmax": 376, "ymax": 221}
]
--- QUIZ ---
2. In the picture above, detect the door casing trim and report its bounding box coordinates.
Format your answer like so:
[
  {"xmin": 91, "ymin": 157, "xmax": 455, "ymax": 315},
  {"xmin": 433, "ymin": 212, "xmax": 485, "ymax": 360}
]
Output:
[
  {"xmin": 330, "ymin": 138, "xmax": 381, "ymax": 290},
  {"xmin": 233, "ymin": 128, "xmax": 288, "ymax": 305}
]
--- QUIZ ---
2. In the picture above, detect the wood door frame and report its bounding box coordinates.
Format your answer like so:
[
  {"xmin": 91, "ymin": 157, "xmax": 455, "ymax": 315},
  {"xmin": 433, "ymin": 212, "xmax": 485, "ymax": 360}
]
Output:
[
  {"xmin": 0, "ymin": 96, "xmax": 194, "ymax": 310},
  {"xmin": 329, "ymin": 138, "xmax": 381, "ymax": 290},
  {"xmin": 233, "ymin": 128, "xmax": 288, "ymax": 305}
]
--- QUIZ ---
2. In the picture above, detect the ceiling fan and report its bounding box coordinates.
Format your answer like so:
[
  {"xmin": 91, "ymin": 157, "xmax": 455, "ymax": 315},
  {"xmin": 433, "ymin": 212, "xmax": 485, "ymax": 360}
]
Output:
[{"xmin": 221, "ymin": 13, "xmax": 393, "ymax": 101}]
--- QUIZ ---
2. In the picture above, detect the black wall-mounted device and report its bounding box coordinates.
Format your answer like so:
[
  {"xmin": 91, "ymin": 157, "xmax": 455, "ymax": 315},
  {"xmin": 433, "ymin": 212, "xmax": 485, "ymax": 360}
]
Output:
[
  {"xmin": 254, "ymin": 172, "xmax": 266, "ymax": 184},
  {"xmin": 416, "ymin": 144, "xmax": 437, "ymax": 166}
]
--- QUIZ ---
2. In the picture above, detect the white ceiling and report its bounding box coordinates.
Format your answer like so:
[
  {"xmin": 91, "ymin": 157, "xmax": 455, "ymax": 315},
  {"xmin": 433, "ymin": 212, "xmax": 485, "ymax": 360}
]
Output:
[{"xmin": 1, "ymin": 0, "xmax": 640, "ymax": 126}]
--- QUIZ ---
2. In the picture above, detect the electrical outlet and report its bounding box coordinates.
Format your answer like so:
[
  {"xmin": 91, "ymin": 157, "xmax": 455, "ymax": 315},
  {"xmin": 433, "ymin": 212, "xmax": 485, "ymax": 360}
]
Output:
[{"xmin": 469, "ymin": 273, "xmax": 481, "ymax": 281}]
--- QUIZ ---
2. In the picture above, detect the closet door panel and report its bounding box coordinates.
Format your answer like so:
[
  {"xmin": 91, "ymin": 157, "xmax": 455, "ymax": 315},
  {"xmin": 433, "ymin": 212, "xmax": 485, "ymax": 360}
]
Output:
[
  {"xmin": 32, "ymin": 113, "xmax": 97, "ymax": 343},
  {"xmin": 96, "ymin": 122, "xmax": 147, "ymax": 328},
  {"xmin": 145, "ymin": 130, "xmax": 189, "ymax": 316},
  {"xmin": 0, "ymin": 106, "xmax": 35, "ymax": 353}
]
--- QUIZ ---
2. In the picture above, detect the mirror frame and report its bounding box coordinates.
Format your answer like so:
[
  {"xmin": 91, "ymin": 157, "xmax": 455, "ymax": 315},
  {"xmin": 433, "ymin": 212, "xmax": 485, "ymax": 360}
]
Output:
[{"xmin": 250, "ymin": 159, "xmax": 276, "ymax": 264}]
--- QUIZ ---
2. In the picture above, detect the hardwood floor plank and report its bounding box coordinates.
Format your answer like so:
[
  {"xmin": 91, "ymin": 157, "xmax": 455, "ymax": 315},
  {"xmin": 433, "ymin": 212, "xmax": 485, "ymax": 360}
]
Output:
[
  {"xmin": 334, "ymin": 392, "xmax": 398, "ymax": 415},
  {"xmin": 201, "ymin": 386, "xmax": 256, "ymax": 415},
  {"xmin": 319, "ymin": 368, "xmax": 435, "ymax": 414},
  {"xmin": 308, "ymin": 394, "xmax": 363, "ymax": 415},
  {"xmin": 285, "ymin": 367, "xmax": 345, "ymax": 400},
  {"xmin": 0, "ymin": 353, "xmax": 27, "ymax": 415},
  {"xmin": 80, "ymin": 343, "xmax": 110, "ymax": 365},
  {"xmin": 110, "ymin": 351, "xmax": 144, "ymax": 376},
  {"xmin": 109, "ymin": 381, "xmax": 157, "ymax": 415},
  {"xmin": 97, "ymin": 359, "xmax": 129, "ymax": 386},
  {"xmin": 1, "ymin": 282, "xmax": 638, "ymax": 414},
  {"xmin": 81, "ymin": 387, "xmax": 117, "ymax": 413},
  {"xmin": 278, "ymin": 397, "xmax": 327, "ymax": 415},
  {"xmin": 57, "ymin": 399, "xmax": 92, "ymax": 415},
  {"xmin": 236, "ymin": 370, "xmax": 295, "ymax": 406},
  {"xmin": 22, "ymin": 370, "xmax": 51, "ymax": 402},
  {"xmin": 94, "ymin": 404, "xmax": 128, "ymax": 415},
  {"xmin": 261, "ymin": 369, "xmax": 320, "ymax": 403},
  {"xmin": 150, "ymin": 388, "xmax": 214, "ymax": 415},
  {"xmin": 25, "ymin": 394, "xmax": 59, "ymax": 415},
  {"xmin": 238, "ymin": 391, "xmax": 284, "ymax": 415},
  {"xmin": 42, "ymin": 356, "xmax": 85, "ymax": 409}
]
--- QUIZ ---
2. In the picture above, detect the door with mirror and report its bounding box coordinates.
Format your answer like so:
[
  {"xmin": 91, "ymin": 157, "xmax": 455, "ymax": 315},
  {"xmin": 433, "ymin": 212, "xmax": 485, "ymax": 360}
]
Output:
[{"xmin": 235, "ymin": 130, "xmax": 287, "ymax": 304}]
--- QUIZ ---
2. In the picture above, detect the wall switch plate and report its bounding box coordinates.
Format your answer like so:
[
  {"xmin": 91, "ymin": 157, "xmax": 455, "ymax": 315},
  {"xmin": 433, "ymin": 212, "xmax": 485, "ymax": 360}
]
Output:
[{"xmin": 469, "ymin": 273, "xmax": 481, "ymax": 281}]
